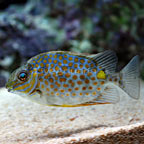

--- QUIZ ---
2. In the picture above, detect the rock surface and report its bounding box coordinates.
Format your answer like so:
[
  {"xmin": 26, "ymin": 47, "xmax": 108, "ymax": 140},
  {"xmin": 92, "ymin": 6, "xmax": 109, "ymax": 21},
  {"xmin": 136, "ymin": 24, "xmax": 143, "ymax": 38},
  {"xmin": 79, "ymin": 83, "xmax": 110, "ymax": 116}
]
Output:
[{"xmin": 0, "ymin": 82, "xmax": 144, "ymax": 144}]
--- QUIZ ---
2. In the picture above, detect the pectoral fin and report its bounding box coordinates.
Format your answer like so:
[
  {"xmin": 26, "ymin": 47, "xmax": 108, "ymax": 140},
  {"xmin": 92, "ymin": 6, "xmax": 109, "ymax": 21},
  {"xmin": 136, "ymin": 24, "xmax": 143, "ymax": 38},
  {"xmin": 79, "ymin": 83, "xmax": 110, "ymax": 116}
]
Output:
[{"xmin": 94, "ymin": 83, "xmax": 120, "ymax": 104}]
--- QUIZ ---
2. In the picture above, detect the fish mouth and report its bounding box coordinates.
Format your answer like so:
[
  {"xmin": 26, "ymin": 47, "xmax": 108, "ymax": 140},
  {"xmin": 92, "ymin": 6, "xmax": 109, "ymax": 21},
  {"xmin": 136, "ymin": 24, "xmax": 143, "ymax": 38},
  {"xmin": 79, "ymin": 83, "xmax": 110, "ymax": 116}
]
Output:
[
  {"xmin": 6, "ymin": 86, "xmax": 13, "ymax": 92},
  {"xmin": 5, "ymin": 82, "xmax": 14, "ymax": 92},
  {"xmin": 8, "ymin": 88, "xmax": 13, "ymax": 92}
]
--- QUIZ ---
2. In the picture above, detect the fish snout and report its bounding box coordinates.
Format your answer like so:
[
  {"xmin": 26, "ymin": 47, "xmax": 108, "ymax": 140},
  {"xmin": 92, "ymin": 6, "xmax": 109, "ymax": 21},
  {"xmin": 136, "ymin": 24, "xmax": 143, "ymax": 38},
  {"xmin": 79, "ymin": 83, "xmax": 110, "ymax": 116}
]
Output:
[{"xmin": 5, "ymin": 81, "xmax": 15, "ymax": 92}]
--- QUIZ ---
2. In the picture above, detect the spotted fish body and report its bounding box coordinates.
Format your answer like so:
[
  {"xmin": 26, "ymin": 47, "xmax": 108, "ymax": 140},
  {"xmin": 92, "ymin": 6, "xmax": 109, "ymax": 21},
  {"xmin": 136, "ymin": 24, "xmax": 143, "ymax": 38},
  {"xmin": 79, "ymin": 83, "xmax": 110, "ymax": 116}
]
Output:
[{"xmin": 6, "ymin": 51, "xmax": 140, "ymax": 107}]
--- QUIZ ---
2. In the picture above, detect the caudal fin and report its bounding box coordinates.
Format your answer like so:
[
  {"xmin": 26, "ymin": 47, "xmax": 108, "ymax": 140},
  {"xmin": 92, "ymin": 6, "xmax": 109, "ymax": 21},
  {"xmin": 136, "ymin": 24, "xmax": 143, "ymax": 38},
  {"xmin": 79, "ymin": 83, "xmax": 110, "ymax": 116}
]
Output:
[{"xmin": 120, "ymin": 56, "xmax": 140, "ymax": 99}]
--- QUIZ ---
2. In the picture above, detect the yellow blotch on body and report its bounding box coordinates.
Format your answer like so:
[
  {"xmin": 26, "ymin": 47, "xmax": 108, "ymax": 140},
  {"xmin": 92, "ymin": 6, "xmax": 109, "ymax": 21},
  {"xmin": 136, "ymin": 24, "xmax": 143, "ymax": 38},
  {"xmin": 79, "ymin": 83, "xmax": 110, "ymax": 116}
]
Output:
[
  {"xmin": 40, "ymin": 63, "xmax": 44, "ymax": 67},
  {"xmin": 53, "ymin": 60, "xmax": 57, "ymax": 64},
  {"xmin": 51, "ymin": 64, "xmax": 54, "ymax": 68},
  {"xmin": 88, "ymin": 60, "xmax": 91, "ymax": 63},
  {"xmin": 85, "ymin": 64, "xmax": 89, "ymax": 68},
  {"xmin": 63, "ymin": 59, "xmax": 67, "ymax": 64},
  {"xmin": 39, "ymin": 78, "xmax": 43, "ymax": 82},
  {"xmin": 59, "ymin": 56, "xmax": 63, "ymax": 60},
  {"xmin": 44, "ymin": 55, "xmax": 48, "ymax": 59},
  {"xmin": 43, "ymin": 60, "xmax": 47, "ymax": 63},
  {"xmin": 48, "ymin": 59, "xmax": 52, "ymax": 63},
  {"xmin": 54, "ymin": 88, "xmax": 58, "ymax": 91},
  {"xmin": 55, "ymin": 82, "xmax": 60, "ymax": 87},
  {"xmin": 35, "ymin": 64, "xmax": 39, "ymax": 68},
  {"xmin": 76, "ymin": 70, "xmax": 81, "ymax": 73},
  {"xmin": 41, "ymin": 84, "xmax": 45, "ymax": 89},
  {"xmin": 79, "ymin": 93, "xmax": 83, "ymax": 96},
  {"xmin": 45, "ymin": 68, "xmax": 48, "ymax": 73},
  {"xmin": 58, "ymin": 62, "xmax": 62, "ymax": 66},
  {"xmin": 68, "ymin": 88, "xmax": 72, "ymax": 92},
  {"xmin": 61, "ymin": 94, "xmax": 64, "ymax": 97},
  {"xmin": 86, "ymin": 92, "xmax": 89, "ymax": 95},
  {"xmin": 97, "ymin": 87, "xmax": 101, "ymax": 91},
  {"xmin": 74, "ymin": 64, "xmax": 78, "ymax": 68},
  {"xmin": 54, "ymin": 55, "xmax": 57, "ymax": 58},
  {"xmin": 69, "ymin": 63, "xmax": 73, "ymax": 67},
  {"xmin": 74, "ymin": 58, "xmax": 78, "ymax": 62},
  {"xmin": 49, "ymin": 54, "xmax": 53, "ymax": 58},
  {"xmin": 37, "ymin": 82, "xmax": 40, "ymax": 87},
  {"xmin": 97, "ymin": 70, "xmax": 106, "ymax": 79},
  {"xmin": 91, "ymin": 77, "xmax": 95, "ymax": 80},
  {"xmin": 62, "ymin": 66, "xmax": 67, "ymax": 71},
  {"xmin": 49, "ymin": 68, "xmax": 53, "ymax": 72},
  {"xmin": 60, "ymin": 89, "xmax": 65, "ymax": 93},
  {"xmin": 69, "ymin": 57, "xmax": 73, "ymax": 61},
  {"xmin": 71, "ymin": 82, "xmax": 75, "ymax": 87},
  {"xmin": 64, "ymin": 55, "xmax": 67, "ymax": 58},
  {"xmin": 38, "ymin": 68, "xmax": 43, "ymax": 73},
  {"xmin": 65, "ymin": 73, "xmax": 70, "ymax": 78},
  {"xmin": 90, "ymin": 63, "xmax": 94, "ymax": 67},
  {"xmin": 63, "ymin": 84, "xmax": 68, "ymax": 87},
  {"xmin": 58, "ymin": 71, "xmax": 63, "ymax": 76},
  {"xmin": 60, "ymin": 78, "xmax": 66, "ymax": 82},
  {"xmin": 52, "ymin": 72, "xmax": 56, "ymax": 77},
  {"xmin": 80, "ymin": 59, "xmax": 85, "ymax": 63},
  {"xmin": 93, "ymin": 82, "xmax": 98, "ymax": 85},
  {"xmin": 77, "ymin": 80, "xmax": 82, "ymax": 85},
  {"xmin": 75, "ymin": 87, "xmax": 79, "ymax": 91},
  {"xmin": 37, "ymin": 58, "xmax": 43, "ymax": 63},
  {"xmin": 66, "ymin": 93, "xmax": 70, "ymax": 96},
  {"xmin": 82, "ymin": 87, "xmax": 86, "ymax": 90},
  {"xmin": 51, "ymin": 92, "xmax": 54, "ymax": 95},
  {"xmin": 38, "ymin": 73, "xmax": 44, "ymax": 77},
  {"xmin": 49, "ymin": 78, "xmax": 54, "ymax": 83},
  {"xmin": 44, "ymin": 75, "xmax": 49, "ymax": 79},
  {"xmin": 89, "ymin": 86, "xmax": 93, "ymax": 90},
  {"xmin": 72, "ymin": 93, "xmax": 76, "ymax": 96},
  {"xmin": 92, "ymin": 91, "xmax": 96, "ymax": 95},
  {"xmin": 55, "ymin": 66, "xmax": 59, "ymax": 71},
  {"xmin": 50, "ymin": 84, "xmax": 54, "ymax": 88},
  {"xmin": 80, "ymin": 65, "xmax": 83, "ymax": 68},
  {"xmin": 101, "ymin": 81, "xmax": 105, "ymax": 85},
  {"xmin": 45, "ymin": 80, "xmax": 49, "ymax": 85},
  {"xmin": 87, "ymin": 72, "xmax": 92, "ymax": 76},
  {"xmin": 46, "ymin": 64, "xmax": 49, "ymax": 67},
  {"xmin": 73, "ymin": 75, "xmax": 77, "ymax": 80}
]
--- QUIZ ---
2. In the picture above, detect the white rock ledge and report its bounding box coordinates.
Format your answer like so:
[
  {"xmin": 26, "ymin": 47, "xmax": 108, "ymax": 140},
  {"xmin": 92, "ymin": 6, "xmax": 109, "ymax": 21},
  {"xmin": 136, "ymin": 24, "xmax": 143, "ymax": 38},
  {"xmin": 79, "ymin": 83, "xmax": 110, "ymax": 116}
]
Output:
[{"xmin": 0, "ymin": 82, "xmax": 144, "ymax": 144}]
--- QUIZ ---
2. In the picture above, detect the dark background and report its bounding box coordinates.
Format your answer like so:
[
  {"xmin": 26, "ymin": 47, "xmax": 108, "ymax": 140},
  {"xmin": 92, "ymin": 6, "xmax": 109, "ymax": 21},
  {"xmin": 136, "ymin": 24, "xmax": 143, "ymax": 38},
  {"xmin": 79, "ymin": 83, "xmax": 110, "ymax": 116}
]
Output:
[{"xmin": 0, "ymin": 0, "xmax": 144, "ymax": 87}]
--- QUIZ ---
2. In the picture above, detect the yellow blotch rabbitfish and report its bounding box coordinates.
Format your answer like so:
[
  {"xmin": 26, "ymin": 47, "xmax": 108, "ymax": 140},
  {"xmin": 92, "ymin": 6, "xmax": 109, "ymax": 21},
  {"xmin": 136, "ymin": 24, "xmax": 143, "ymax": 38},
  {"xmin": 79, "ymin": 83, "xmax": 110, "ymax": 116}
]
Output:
[{"xmin": 6, "ymin": 51, "xmax": 140, "ymax": 107}]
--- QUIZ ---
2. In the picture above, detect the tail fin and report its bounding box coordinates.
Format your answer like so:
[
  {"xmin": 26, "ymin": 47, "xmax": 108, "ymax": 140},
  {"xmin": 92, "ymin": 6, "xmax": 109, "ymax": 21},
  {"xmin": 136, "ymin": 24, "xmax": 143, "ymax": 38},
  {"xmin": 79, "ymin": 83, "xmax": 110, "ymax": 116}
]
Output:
[{"xmin": 120, "ymin": 56, "xmax": 140, "ymax": 99}]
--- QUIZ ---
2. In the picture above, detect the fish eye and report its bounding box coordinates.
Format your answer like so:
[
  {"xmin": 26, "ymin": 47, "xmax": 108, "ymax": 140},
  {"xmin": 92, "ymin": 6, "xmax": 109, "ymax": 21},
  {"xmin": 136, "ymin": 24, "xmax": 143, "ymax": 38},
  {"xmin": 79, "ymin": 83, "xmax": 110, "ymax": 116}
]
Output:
[{"xmin": 18, "ymin": 71, "xmax": 28, "ymax": 82}]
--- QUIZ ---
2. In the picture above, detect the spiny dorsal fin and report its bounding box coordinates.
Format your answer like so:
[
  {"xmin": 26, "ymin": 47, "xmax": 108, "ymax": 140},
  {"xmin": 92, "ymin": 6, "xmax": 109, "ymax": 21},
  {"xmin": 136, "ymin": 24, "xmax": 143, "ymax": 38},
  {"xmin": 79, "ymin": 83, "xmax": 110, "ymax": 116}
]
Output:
[{"xmin": 87, "ymin": 50, "xmax": 118, "ymax": 73}]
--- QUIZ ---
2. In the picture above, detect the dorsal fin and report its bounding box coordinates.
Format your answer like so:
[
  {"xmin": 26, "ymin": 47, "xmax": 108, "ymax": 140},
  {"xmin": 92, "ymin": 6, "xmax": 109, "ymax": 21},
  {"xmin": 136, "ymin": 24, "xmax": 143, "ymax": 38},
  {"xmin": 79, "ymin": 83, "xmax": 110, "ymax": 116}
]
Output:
[{"xmin": 87, "ymin": 50, "xmax": 118, "ymax": 73}]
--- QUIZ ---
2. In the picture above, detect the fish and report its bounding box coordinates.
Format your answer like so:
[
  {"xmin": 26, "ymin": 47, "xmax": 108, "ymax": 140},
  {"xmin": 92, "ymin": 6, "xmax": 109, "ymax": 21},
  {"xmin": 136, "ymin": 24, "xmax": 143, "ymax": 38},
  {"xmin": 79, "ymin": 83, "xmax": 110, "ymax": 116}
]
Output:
[{"xmin": 6, "ymin": 50, "xmax": 140, "ymax": 107}]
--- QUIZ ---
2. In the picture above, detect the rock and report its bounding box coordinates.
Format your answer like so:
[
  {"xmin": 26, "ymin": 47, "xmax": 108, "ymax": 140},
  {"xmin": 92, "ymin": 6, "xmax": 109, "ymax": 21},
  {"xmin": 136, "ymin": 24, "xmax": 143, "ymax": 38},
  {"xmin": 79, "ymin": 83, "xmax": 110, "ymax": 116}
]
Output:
[{"xmin": 0, "ymin": 82, "xmax": 143, "ymax": 143}]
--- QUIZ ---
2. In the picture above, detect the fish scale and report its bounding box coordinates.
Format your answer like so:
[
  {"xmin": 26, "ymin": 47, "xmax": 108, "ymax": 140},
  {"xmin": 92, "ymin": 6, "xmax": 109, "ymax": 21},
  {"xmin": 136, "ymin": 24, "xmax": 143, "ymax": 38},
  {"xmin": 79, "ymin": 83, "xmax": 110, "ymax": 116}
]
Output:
[
  {"xmin": 6, "ymin": 51, "xmax": 140, "ymax": 107},
  {"xmin": 27, "ymin": 52, "xmax": 104, "ymax": 105}
]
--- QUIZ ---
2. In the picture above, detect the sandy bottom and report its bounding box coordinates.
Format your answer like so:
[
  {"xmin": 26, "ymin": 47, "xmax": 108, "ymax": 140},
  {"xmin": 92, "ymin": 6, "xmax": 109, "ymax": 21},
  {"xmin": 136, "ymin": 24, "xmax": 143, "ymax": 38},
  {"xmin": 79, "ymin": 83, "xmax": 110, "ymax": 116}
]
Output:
[{"xmin": 0, "ymin": 82, "xmax": 143, "ymax": 144}]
